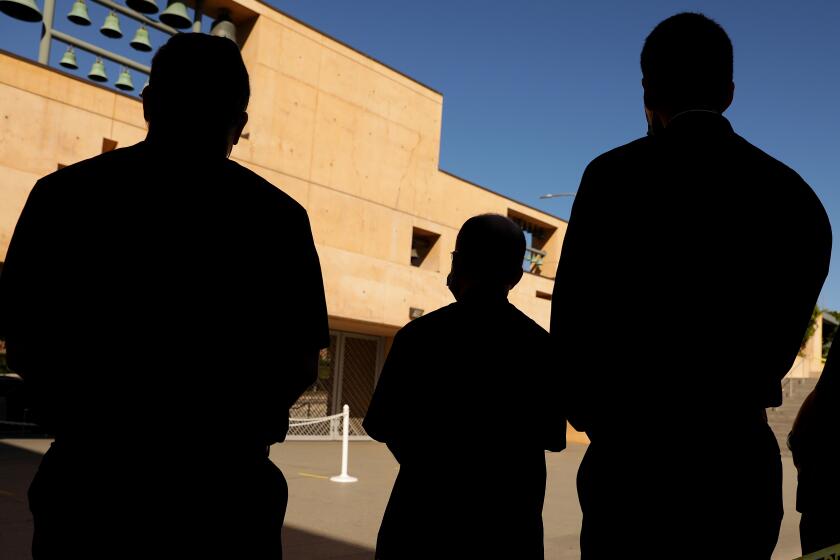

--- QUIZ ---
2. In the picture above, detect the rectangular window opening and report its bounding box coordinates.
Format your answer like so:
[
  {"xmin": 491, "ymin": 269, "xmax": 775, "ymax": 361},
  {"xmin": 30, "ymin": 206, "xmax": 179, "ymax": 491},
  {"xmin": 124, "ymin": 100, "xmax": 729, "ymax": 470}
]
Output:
[
  {"xmin": 102, "ymin": 138, "xmax": 118, "ymax": 153},
  {"xmin": 508, "ymin": 209, "xmax": 558, "ymax": 277},
  {"xmin": 411, "ymin": 227, "xmax": 440, "ymax": 269}
]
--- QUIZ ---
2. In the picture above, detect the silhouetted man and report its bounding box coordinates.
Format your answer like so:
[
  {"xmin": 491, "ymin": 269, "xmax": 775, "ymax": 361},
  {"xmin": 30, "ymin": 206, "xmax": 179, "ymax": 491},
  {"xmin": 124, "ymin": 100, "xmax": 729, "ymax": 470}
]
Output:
[
  {"xmin": 364, "ymin": 214, "xmax": 565, "ymax": 559},
  {"xmin": 550, "ymin": 13, "xmax": 831, "ymax": 559},
  {"xmin": 790, "ymin": 341, "xmax": 840, "ymax": 554},
  {"xmin": 0, "ymin": 34, "xmax": 328, "ymax": 558}
]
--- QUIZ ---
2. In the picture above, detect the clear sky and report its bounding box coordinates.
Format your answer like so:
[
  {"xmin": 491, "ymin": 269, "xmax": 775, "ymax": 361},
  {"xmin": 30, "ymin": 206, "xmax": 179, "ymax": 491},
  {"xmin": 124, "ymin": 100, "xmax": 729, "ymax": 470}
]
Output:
[{"xmin": 2, "ymin": 1, "xmax": 839, "ymax": 307}]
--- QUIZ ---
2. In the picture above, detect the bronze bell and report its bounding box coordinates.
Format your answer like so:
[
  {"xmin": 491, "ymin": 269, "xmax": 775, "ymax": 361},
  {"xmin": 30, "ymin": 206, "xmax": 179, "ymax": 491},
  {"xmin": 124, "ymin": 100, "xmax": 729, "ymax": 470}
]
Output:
[
  {"xmin": 115, "ymin": 68, "xmax": 134, "ymax": 91},
  {"xmin": 159, "ymin": 0, "xmax": 190, "ymax": 29},
  {"xmin": 59, "ymin": 47, "xmax": 78, "ymax": 69},
  {"xmin": 100, "ymin": 10, "xmax": 122, "ymax": 38},
  {"xmin": 126, "ymin": 0, "xmax": 157, "ymax": 15},
  {"xmin": 66, "ymin": 0, "xmax": 91, "ymax": 25},
  {"xmin": 88, "ymin": 58, "xmax": 108, "ymax": 82},
  {"xmin": 0, "ymin": 0, "xmax": 43, "ymax": 22},
  {"xmin": 210, "ymin": 8, "xmax": 237, "ymax": 43},
  {"xmin": 130, "ymin": 25, "xmax": 152, "ymax": 51}
]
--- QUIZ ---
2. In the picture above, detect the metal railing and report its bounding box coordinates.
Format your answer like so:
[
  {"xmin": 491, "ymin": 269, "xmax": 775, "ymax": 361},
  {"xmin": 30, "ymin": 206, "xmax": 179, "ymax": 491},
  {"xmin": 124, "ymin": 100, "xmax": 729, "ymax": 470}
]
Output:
[
  {"xmin": 524, "ymin": 246, "xmax": 547, "ymax": 275},
  {"xmin": 288, "ymin": 404, "xmax": 358, "ymax": 483},
  {"xmin": 0, "ymin": 402, "xmax": 360, "ymax": 483}
]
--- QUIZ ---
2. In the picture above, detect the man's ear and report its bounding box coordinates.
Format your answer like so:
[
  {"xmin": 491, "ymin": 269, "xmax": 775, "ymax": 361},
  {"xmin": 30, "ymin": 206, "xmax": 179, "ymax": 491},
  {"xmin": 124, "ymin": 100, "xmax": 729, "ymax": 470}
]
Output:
[
  {"xmin": 720, "ymin": 81, "xmax": 734, "ymax": 113},
  {"xmin": 642, "ymin": 77, "xmax": 660, "ymax": 111},
  {"xmin": 232, "ymin": 112, "xmax": 248, "ymax": 145}
]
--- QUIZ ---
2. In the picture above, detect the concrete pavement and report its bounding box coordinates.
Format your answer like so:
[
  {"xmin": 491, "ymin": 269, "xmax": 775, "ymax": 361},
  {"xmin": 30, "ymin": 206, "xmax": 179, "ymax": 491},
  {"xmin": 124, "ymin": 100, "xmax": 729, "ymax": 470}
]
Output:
[{"xmin": 0, "ymin": 439, "xmax": 804, "ymax": 559}]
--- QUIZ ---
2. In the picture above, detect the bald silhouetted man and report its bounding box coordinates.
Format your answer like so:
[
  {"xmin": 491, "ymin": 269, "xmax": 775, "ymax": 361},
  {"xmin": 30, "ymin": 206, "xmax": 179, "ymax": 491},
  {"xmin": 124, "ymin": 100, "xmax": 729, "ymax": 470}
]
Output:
[
  {"xmin": 364, "ymin": 214, "xmax": 565, "ymax": 559},
  {"xmin": 550, "ymin": 13, "xmax": 831, "ymax": 559},
  {"xmin": 0, "ymin": 34, "xmax": 328, "ymax": 558}
]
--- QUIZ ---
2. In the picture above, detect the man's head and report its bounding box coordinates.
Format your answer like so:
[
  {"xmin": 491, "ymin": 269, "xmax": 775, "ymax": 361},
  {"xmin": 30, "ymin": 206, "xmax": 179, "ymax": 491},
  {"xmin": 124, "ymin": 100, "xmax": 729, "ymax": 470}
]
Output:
[
  {"xmin": 142, "ymin": 33, "xmax": 250, "ymax": 157},
  {"xmin": 641, "ymin": 12, "xmax": 734, "ymax": 123},
  {"xmin": 447, "ymin": 214, "xmax": 525, "ymax": 302}
]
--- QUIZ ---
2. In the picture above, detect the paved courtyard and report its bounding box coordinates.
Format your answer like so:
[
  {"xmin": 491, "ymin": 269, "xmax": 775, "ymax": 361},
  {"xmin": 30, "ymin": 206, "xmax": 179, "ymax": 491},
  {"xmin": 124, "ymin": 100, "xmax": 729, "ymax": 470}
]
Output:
[{"xmin": 0, "ymin": 439, "xmax": 804, "ymax": 559}]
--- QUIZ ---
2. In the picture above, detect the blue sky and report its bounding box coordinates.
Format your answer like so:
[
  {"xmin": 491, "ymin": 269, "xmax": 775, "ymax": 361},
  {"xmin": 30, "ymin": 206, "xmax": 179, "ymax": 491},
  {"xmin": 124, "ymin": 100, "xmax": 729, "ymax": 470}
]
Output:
[{"xmin": 2, "ymin": 1, "xmax": 839, "ymax": 307}]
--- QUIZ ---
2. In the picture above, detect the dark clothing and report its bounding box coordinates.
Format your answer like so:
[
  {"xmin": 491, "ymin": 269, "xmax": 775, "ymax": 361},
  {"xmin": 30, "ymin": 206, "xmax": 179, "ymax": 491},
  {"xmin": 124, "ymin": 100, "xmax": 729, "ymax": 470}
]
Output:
[
  {"xmin": 790, "ymin": 343, "xmax": 840, "ymax": 553},
  {"xmin": 791, "ymin": 354, "xmax": 840, "ymax": 514},
  {"xmin": 28, "ymin": 441, "xmax": 288, "ymax": 559},
  {"xmin": 800, "ymin": 511, "xmax": 840, "ymax": 555},
  {"xmin": 364, "ymin": 300, "xmax": 565, "ymax": 559},
  {"xmin": 578, "ymin": 424, "xmax": 783, "ymax": 559},
  {"xmin": 0, "ymin": 141, "xmax": 329, "ymax": 556},
  {"xmin": 551, "ymin": 112, "xmax": 831, "ymax": 557}
]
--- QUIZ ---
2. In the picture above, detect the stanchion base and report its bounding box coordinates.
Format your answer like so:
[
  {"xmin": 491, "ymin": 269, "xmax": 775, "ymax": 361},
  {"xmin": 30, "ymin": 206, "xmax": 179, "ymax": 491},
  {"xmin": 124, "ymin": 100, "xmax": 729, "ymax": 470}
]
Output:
[{"xmin": 330, "ymin": 474, "xmax": 358, "ymax": 483}]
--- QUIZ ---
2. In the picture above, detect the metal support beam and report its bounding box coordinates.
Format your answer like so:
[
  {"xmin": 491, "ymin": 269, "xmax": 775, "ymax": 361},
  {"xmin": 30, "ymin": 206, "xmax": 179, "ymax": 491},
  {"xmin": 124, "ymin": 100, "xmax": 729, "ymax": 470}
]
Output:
[
  {"xmin": 37, "ymin": 0, "xmax": 56, "ymax": 64},
  {"xmin": 192, "ymin": 0, "xmax": 202, "ymax": 33},
  {"xmin": 52, "ymin": 29, "xmax": 152, "ymax": 74}
]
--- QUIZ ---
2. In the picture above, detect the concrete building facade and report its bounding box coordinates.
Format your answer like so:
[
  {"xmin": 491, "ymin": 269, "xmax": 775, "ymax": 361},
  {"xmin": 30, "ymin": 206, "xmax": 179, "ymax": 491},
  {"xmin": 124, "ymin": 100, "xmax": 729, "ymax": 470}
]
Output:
[
  {"xmin": 0, "ymin": 0, "xmax": 567, "ymax": 435},
  {"xmin": 2, "ymin": 0, "xmax": 822, "ymax": 440}
]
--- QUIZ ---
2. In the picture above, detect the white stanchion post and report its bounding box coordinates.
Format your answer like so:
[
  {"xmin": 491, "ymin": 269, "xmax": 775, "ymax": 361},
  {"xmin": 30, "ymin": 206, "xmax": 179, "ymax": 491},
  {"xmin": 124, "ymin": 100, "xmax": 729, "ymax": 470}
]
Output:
[{"xmin": 330, "ymin": 404, "xmax": 358, "ymax": 483}]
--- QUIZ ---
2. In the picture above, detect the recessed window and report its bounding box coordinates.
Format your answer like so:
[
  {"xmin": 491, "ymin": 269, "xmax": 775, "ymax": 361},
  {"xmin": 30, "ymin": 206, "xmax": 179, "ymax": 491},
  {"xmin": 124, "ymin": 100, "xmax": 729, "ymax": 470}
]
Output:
[
  {"xmin": 536, "ymin": 291, "xmax": 552, "ymax": 301},
  {"xmin": 102, "ymin": 138, "xmax": 118, "ymax": 153},
  {"xmin": 508, "ymin": 209, "xmax": 557, "ymax": 276},
  {"xmin": 411, "ymin": 227, "xmax": 440, "ymax": 269}
]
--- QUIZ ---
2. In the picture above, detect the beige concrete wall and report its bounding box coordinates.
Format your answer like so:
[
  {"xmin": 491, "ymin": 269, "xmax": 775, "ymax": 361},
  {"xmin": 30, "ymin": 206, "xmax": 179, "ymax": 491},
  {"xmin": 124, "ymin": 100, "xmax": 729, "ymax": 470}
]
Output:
[
  {"xmin": 0, "ymin": 0, "xmax": 566, "ymax": 336},
  {"xmin": 787, "ymin": 314, "xmax": 825, "ymax": 378},
  {"xmin": 0, "ymin": 54, "xmax": 148, "ymax": 259},
  {"xmin": 807, "ymin": 314, "xmax": 824, "ymax": 374}
]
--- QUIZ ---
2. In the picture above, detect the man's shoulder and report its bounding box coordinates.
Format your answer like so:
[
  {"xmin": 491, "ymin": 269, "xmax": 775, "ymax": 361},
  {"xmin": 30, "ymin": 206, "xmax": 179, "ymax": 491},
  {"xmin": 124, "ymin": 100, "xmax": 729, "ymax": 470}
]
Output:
[
  {"xmin": 582, "ymin": 129, "xmax": 807, "ymax": 179},
  {"xmin": 223, "ymin": 159, "xmax": 307, "ymax": 217},
  {"xmin": 398, "ymin": 302, "xmax": 548, "ymax": 339},
  {"xmin": 732, "ymin": 134, "xmax": 804, "ymax": 181},
  {"xmin": 395, "ymin": 303, "xmax": 458, "ymax": 340},
  {"xmin": 733, "ymin": 135, "xmax": 829, "ymax": 225},
  {"xmin": 560, "ymin": 137, "xmax": 654, "ymax": 212},
  {"xmin": 584, "ymin": 136, "xmax": 652, "ymax": 176},
  {"xmin": 36, "ymin": 144, "xmax": 140, "ymax": 191},
  {"xmin": 508, "ymin": 304, "xmax": 550, "ymax": 338}
]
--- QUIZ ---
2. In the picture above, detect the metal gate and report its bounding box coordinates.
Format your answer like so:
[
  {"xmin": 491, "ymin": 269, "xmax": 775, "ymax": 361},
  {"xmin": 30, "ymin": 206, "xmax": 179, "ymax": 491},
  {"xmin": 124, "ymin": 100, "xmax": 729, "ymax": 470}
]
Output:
[{"xmin": 287, "ymin": 331, "xmax": 384, "ymax": 440}]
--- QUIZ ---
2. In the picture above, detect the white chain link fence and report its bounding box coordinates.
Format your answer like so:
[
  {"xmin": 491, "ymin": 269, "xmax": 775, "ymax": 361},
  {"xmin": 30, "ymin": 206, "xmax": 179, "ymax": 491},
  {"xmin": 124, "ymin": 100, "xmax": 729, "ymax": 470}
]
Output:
[
  {"xmin": 1, "ymin": 405, "xmax": 360, "ymax": 483},
  {"xmin": 288, "ymin": 410, "xmax": 343, "ymax": 439}
]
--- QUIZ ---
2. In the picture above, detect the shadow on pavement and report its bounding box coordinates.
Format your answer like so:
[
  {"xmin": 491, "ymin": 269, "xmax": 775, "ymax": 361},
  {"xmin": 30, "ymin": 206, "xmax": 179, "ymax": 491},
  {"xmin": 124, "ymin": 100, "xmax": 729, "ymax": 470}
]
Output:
[
  {"xmin": 283, "ymin": 525, "xmax": 374, "ymax": 559},
  {"xmin": 0, "ymin": 441, "xmax": 374, "ymax": 560}
]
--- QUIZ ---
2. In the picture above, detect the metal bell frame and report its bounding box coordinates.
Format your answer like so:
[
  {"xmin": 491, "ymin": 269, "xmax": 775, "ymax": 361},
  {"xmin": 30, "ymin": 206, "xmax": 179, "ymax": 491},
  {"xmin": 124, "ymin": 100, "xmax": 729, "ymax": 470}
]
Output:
[{"xmin": 3, "ymin": 0, "xmax": 219, "ymax": 97}]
